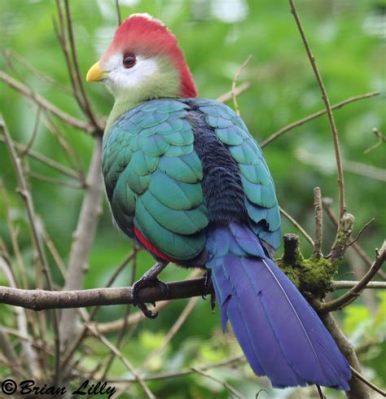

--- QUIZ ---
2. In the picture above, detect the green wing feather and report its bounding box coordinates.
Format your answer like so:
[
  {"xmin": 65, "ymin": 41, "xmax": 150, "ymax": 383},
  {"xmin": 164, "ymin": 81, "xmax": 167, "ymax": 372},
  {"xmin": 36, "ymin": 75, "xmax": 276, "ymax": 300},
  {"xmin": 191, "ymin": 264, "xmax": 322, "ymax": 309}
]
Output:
[{"xmin": 102, "ymin": 100, "xmax": 208, "ymax": 260}]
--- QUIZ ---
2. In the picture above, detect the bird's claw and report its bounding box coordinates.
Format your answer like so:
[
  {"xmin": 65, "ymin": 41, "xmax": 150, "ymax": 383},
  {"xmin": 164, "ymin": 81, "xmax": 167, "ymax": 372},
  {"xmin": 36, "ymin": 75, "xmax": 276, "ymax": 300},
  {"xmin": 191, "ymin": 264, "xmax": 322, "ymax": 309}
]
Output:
[
  {"xmin": 202, "ymin": 271, "xmax": 216, "ymax": 311},
  {"xmin": 132, "ymin": 277, "xmax": 169, "ymax": 319}
]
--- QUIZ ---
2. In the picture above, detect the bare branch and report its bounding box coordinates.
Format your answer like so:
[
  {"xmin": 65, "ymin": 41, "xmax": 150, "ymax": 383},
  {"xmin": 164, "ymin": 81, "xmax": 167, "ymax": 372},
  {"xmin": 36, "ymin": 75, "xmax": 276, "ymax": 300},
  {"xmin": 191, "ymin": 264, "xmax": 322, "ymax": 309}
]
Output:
[
  {"xmin": 114, "ymin": 0, "xmax": 122, "ymax": 25},
  {"xmin": 55, "ymin": 0, "xmax": 102, "ymax": 132},
  {"xmin": 321, "ymin": 313, "xmax": 370, "ymax": 399},
  {"xmin": 0, "ymin": 116, "xmax": 61, "ymax": 380},
  {"xmin": 0, "ymin": 118, "xmax": 54, "ymax": 289},
  {"xmin": 289, "ymin": 0, "xmax": 346, "ymax": 216},
  {"xmin": 0, "ymin": 256, "xmax": 40, "ymax": 378},
  {"xmin": 333, "ymin": 280, "xmax": 386, "ymax": 289},
  {"xmin": 321, "ymin": 241, "xmax": 386, "ymax": 312},
  {"xmin": 297, "ymin": 149, "xmax": 386, "ymax": 182},
  {"xmin": 280, "ymin": 207, "xmax": 314, "ymax": 246},
  {"xmin": 216, "ymin": 82, "xmax": 251, "ymax": 103},
  {"xmin": 0, "ymin": 70, "xmax": 94, "ymax": 132},
  {"xmin": 260, "ymin": 91, "xmax": 379, "ymax": 148},
  {"xmin": 329, "ymin": 212, "xmax": 355, "ymax": 262},
  {"xmin": 19, "ymin": 106, "xmax": 41, "ymax": 157},
  {"xmin": 109, "ymin": 355, "xmax": 245, "ymax": 383},
  {"xmin": 89, "ymin": 302, "xmax": 171, "ymax": 335},
  {"xmin": 87, "ymin": 324, "xmax": 156, "ymax": 399},
  {"xmin": 313, "ymin": 187, "xmax": 323, "ymax": 258},
  {"xmin": 2, "ymin": 275, "xmax": 385, "ymax": 312},
  {"xmin": 191, "ymin": 367, "xmax": 244, "ymax": 399},
  {"xmin": 143, "ymin": 296, "xmax": 200, "ymax": 369},
  {"xmin": 364, "ymin": 127, "xmax": 386, "ymax": 154},
  {"xmin": 0, "ymin": 278, "xmax": 211, "ymax": 310},
  {"xmin": 232, "ymin": 55, "xmax": 252, "ymax": 116},
  {"xmin": 350, "ymin": 367, "xmax": 386, "ymax": 397},
  {"xmin": 60, "ymin": 138, "xmax": 103, "ymax": 345},
  {"xmin": 0, "ymin": 134, "xmax": 79, "ymax": 179}
]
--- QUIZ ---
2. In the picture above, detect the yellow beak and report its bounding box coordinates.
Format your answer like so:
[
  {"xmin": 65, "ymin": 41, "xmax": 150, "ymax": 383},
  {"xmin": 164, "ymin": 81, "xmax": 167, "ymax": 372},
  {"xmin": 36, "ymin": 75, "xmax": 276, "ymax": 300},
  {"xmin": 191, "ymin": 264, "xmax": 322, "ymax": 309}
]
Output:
[{"xmin": 86, "ymin": 62, "xmax": 105, "ymax": 82}]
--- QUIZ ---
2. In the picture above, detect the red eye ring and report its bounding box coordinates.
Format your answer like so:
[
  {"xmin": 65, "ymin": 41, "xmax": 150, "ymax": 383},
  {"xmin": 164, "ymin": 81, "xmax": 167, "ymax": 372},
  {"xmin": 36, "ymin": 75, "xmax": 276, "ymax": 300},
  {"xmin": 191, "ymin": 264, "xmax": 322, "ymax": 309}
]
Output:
[{"xmin": 122, "ymin": 53, "xmax": 136, "ymax": 69}]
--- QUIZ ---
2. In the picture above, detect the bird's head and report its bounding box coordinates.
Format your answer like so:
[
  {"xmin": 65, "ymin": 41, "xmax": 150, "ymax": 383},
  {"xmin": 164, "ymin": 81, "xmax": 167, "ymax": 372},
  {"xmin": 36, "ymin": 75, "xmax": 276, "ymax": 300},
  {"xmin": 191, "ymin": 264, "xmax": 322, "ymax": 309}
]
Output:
[{"xmin": 86, "ymin": 13, "xmax": 197, "ymax": 107}]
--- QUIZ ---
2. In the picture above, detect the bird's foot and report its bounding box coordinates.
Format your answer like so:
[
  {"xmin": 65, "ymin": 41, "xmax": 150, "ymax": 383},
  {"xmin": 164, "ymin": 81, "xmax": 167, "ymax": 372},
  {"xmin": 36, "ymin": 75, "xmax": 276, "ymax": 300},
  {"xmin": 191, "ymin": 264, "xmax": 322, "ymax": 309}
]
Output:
[
  {"xmin": 202, "ymin": 271, "xmax": 216, "ymax": 311},
  {"xmin": 132, "ymin": 277, "xmax": 169, "ymax": 319}
]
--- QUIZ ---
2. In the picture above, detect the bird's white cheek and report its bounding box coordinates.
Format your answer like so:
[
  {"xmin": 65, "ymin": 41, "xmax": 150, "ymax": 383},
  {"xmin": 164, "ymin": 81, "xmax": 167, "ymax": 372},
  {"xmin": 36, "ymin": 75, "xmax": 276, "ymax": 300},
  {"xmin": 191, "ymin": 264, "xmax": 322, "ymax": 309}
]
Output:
[{"xmin": 106, "ymin": 57, "xmax": 159, "ymax": 93}]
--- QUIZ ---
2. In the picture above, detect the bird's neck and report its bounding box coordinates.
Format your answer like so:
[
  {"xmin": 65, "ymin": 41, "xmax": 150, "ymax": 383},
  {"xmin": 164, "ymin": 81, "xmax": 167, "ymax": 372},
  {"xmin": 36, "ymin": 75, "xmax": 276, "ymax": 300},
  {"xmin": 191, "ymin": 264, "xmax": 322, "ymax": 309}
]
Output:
[{"xmin": 105, "ymin": 57, "xmax": 196, "ymax": 133}]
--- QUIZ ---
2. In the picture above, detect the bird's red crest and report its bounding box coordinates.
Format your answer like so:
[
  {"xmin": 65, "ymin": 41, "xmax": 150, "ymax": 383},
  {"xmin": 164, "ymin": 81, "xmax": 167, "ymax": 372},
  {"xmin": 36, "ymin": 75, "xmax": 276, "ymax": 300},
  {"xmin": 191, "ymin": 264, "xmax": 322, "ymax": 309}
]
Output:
[{"xmin": 104, "ymin": 14, "xmax": 197, "ymax": 98}]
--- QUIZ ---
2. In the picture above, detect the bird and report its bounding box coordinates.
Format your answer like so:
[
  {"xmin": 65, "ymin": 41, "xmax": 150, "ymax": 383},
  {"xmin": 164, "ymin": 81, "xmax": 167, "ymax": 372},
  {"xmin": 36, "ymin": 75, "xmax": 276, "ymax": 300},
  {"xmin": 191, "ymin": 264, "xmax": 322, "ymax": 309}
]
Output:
[{"xmin": 86, "ymin": 13, "xmax": 351, "ymax": 390}]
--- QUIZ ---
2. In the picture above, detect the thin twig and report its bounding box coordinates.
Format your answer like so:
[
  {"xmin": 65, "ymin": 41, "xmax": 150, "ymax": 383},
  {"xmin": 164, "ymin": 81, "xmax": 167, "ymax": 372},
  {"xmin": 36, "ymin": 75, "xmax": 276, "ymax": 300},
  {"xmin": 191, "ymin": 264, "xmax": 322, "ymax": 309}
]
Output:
[
  {"xmin": 60, "ymin": 138, "xmax": 103, "ymax": 346},
  {"xmin": 28, "ymin": 172, "xmax": 83, "ymax": 189},
  {"xmin": 232, "ymin": 55, "xmax": 252, "ymax": 115},
  {"xmin": 321, "ymin": 241, "xmax": 386, "ymax": 312},
  {"xmin": 0, "ymin": 181, "xmax": 29, "ymax": 289},
  {"xmin": 87, "ymin": 324, "xmax": 156, "ymax": 399},
  {"xmin": 0, "ymin": 70, "xmax": 93, "ymax": 132},
  {"xmin": 297, "ymin": 149, "xmax": 386, "ymax": 182},
  {"xmin": 191, "ymin": 367, "xmax": 244, "ymax": 399},
  {"xmin": 217, "ymin": 82, "xmax": 251, "ymax": 103},
  {"xmin": 350, "ymin": 367, "xmax": 386, "ymax": 397},
  {"xmin": 289, "ymin": 0, "xmax": 346, "ymax": 216},
  {"xmin": 0, "ymin": 256, "xmax": 40, "ymax": 378},
  {"xmin": 115, "ymin": 0, "xmax": 122, "ymax": 25},
  {"xmin": 43, "ymin": 114, "xmax": 86, "ymax": 183},
  {"xmin": 20, "ymin": 106, "xmax": 42, "ymax": 157},
  {"xmin": 1, "ymin": 120, "xmax": 54, "ymax": 289},
  {"xmin": 89, "ymin": 302, "xmax": 171, "ymax": 335},
  {"xmin": 347, "ymin": 218, "xmax": 375, "ymax": 247},
  {"xmin": 364, "ymin": 127, "xmax": 386, "ymax": 154},
  {"xmin": 0, "ymin": 117, "xmax": 61, "ymax": 379},
  {"xmin": 94, "ymin": 305, "xmax": 133, "ymax": 388},
  {"xmin": 280, "ymin": 207, "xmax": 314, "ymax": 246},
  {"xmin": 260, "ymin": 91, "xmax": 379, "ymax": 148},
  {"xmin": 0, "ymin": 134, "xmax": 79, "ymax": 178},
  {"xmin": 323, "ymin": 200, "xmax": 386, "ymax": 280},
  {"xmin": 333, "ymin": 281, "xmax": 386, "ymax": 289},
  {"xmin": 315, "ymin": 385, "xmax": 326, "ymax": 399},
  {"xmin": 61, "ymin": 251, "xmax": 137, "ymax": 373},
  {"xmin": 313, "ymin": 187, "xmax": 323, "ymax": 258},
  {"xmin": 1, "ymin": 48, "xmax": 72, "ymax": 95},
  {"xmin": 109, "ymin": 355, "xmax": 245, "ymax": 383},
  {"xmin": 143, "ymin": 296, "xmax": 200, "ymax": 369},
  {"xmin": 55, "ymin": 0, "xmax": 102, "ymax": 133}
]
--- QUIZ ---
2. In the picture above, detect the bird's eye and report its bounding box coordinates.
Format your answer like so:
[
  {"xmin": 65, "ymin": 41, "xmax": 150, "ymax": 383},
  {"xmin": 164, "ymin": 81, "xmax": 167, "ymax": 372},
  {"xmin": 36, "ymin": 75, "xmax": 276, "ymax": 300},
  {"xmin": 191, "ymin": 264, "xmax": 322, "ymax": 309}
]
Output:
[{"xmin": 122, "ymin": 53, "xmax": 136, "ymax": 69}]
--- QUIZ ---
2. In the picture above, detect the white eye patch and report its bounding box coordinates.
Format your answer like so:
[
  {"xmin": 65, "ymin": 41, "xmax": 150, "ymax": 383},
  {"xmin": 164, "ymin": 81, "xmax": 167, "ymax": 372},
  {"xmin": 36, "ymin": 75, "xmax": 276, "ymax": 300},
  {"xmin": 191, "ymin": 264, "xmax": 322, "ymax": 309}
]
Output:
[{"xmin": 102, "ymin": 53, "xmax": 159, "ymax": 92}]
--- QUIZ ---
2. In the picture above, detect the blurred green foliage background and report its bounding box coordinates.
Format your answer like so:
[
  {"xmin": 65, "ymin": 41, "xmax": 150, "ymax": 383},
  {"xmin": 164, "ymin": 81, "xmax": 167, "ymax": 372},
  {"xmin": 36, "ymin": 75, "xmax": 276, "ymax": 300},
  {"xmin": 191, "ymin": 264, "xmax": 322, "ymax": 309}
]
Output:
[{"xmin": 0, "ymin": 0, "xmax": 385, "ymax": 398}]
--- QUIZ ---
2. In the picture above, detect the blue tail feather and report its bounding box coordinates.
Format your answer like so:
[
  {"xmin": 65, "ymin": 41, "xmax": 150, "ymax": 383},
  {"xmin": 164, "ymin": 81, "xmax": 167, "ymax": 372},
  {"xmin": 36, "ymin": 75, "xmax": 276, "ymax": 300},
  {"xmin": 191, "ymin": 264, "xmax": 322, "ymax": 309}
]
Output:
[{"xmin": 206, "ymin": 223, "xmax": 351, "ymax": 390}]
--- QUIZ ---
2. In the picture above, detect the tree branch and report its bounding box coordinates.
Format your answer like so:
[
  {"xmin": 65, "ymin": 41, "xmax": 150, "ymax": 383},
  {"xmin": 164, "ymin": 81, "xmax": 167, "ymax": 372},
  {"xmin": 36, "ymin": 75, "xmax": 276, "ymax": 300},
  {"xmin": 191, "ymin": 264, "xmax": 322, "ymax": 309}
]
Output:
[
  {"xmin": 0, "ymin": 278, "xmax": 211, "ymax": 310},
  {"xmin": 321, "ymin": 313, "xmax": 369, "ymax": 399},
  {"xmin": 2, "ymin": 276, "xmax": 386, "ymax": 312},
  {"xmin": 216, "ymin": 82, "xmax": 251, "ymax": 103},
  {"xmin": 0, "ymin": 70, "xmax": 94, "ymax": 132},
  {"xmin": 59, "ymin": 138, "xmax": 103, "ymax": 345},
  {"xmin": 321, "ymin": 241, "xmax": 386, "ymax": 313},
  {"xmin": 260, "ymin": 91, "xmax": 379, "ymax": 148},
  {"xmin": 289, "ymin": 0, "xmax": 346, "ymax": 216},
  {"xmin": 313, "ymin": 187, "xmax": 323, "ymax": 258}
]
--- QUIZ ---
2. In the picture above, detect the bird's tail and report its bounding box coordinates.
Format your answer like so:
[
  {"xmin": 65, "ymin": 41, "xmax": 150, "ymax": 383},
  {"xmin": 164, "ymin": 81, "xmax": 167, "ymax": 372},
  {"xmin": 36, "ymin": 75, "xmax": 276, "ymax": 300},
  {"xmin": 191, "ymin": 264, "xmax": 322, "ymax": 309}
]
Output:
[{"xmin": 206, "ymin": 222, "xmax": 351, "ymax": 389}]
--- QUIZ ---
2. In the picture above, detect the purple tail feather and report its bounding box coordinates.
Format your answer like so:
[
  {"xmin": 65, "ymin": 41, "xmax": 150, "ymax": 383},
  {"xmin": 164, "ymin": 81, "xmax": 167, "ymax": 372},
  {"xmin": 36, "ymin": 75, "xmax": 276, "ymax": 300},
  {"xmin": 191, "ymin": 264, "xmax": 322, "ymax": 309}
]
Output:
[{"xmin": 206, "ymin": 223, "xmax": 351, "ymax": 389}]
